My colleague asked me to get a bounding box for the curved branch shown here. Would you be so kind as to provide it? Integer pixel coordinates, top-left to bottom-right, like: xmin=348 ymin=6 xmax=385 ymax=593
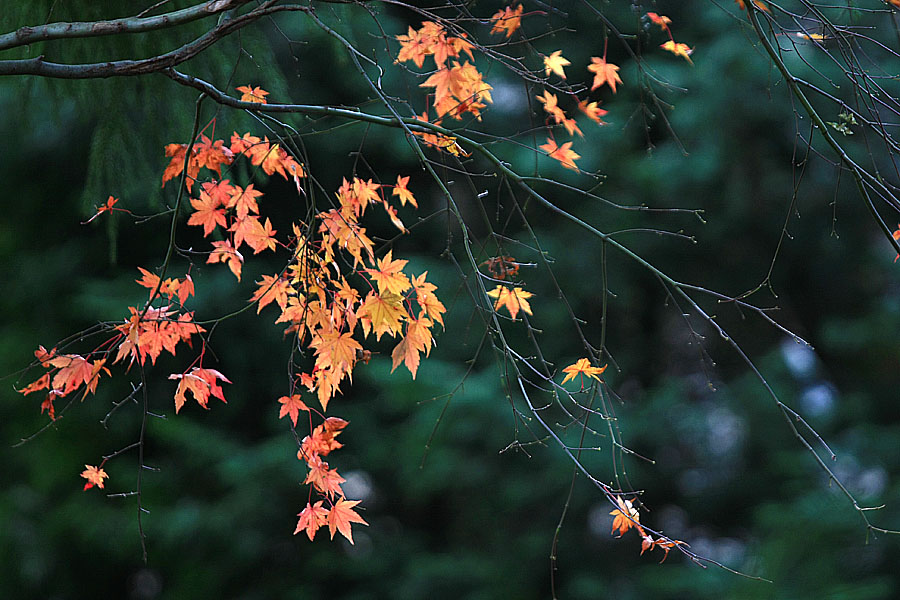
xmin=0 ymin=0 xmax=250 ymax=52
xmin=0 ymin=3 xmax=308 ymax=78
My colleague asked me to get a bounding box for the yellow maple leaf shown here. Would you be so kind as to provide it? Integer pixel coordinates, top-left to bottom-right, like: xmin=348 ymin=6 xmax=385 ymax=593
xmin=487 ymin=285 xmax=534 ymax=320
xmin=543 ymin=50 xmax=570 ymax=79
xmin=560 ymin=358 xmax=607 ymax=386
xmin=660 ymin=40 xmax=694 ymax=64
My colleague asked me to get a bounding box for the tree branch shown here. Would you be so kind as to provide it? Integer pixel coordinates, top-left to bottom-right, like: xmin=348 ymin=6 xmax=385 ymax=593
xmin=0 ymin=0 xmax=251 ymax=53
xmin=0 ymin=3 xmax=307 ymax=79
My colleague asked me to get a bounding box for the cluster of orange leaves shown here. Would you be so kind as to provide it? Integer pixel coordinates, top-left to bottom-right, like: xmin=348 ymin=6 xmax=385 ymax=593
xmin=170 ymin=94 xmax=445 ymax=541
xmin=18 ymin=83 xmax=446 ymax=545
xmin=610 ymin=496 xmax=687 ymax=563
xmin=396 ymin=21 xmax=491 ymax=156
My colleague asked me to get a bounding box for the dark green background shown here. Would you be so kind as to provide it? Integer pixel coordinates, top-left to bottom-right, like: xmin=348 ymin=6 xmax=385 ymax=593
xmin=2 ymin=2 xmax=899 ymax=598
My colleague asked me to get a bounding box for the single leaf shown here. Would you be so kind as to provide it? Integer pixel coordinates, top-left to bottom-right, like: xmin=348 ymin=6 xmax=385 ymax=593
xmin=487 ymin=285 xmax=534 ymax=320
xmin=543 ymin=50 xmax=570 ymax=79
xmin=647 ymin=12 xmax=672 ymax=29
xmin=295 ymin=500 xmax=329 ymax=540
xmin=328 ymin=498 xmax=368 ymax=544
xmin=539 ymin=138 xmax=581 ymax=171
xmin=278 ymin=394 xmax=310 ymax=427
xmin=560 ymin=358 xmax=607 ymax=386
xmin=365 ymin=250 xmax=411 ymax=296
xmin=609 ymin=496 xmax=640 ymax=537
xmin=660 ymin=40 xmax=694 ymax=64
xmin=490 ymin=4 xmax=524 ymax=38
xmin=588 ymin=57 xmax=622 ymax=93
xmin=250 ymin=275 xmax=293 ymax=314
xmin=578 ymin=100 xmax=608 ymax=125
xmin=81 ymin=464 xmax=108 ymax=491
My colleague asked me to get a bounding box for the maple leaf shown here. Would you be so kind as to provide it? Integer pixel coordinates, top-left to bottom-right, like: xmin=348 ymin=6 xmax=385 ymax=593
xmin=301 ymin=423 xmax=345 ymax=457
xmin=392 ymin=175 xmax=417 ymax=208
xmin=229 ymin=183 xmax=264 ymax=219
xmin=310 ymin=330 xmax=362 ymax=375
xmin=365 ymin=250 xmax=411 ymax=296
xmin=487 ymin=285 xmax=534 ymax=320
xmin=295 ymin=500 xmax=329 ymax=540
xmin=391 ymin=316 xmax=434 ymax=379
xmin=561 ymin=358 xmax=607 ymax=387
xmin=18 ymin=372 xmax=50 ymax=395
xmin=562 ymin=117 xmax=583 ymax=138
xmin=543 ymin=50 xmax=570 ymax=79
xmin=328 ymin=498 xmax=368 ymax=544
xmin=250 ymin=275 xmax=293 ymax=314
xmin=412 ymin=272 xmax=446 ymax=327
xmin=48 ymin=354 xmax=94 ymax=397
xmin=660 ymin=40 xmax=694 ymax=64
xmin=647 ymin=12 xmax=672 ymax=29
xmin=539 ymin=138 xmax=581 ymax=171
xmin=193 ymin=135 xmax=234 ymax=177
xmin=236 ymin=85 xmax=269 ymax=104
xmin=359 ymin=291 xmax=407 ymax=341
xmin=188 ymin=190 xmax=227 ymax=236
xmin=169 ymin=367 xmax=231 ymax=413
xmin=609 ymin=496 xmax=640 ymax=537
xmin=536 ymin=91 xmax=566 ymax=125
xmin=81 ymin=464 xmax=108 ymax=491
xmin=278 ymin=394 xmax=310 ymax=427
xmin=304 ymin=455 xmax=346 ymax=498
xmin=490 ymin=4 xmax=524 ymax=38
xmin=578 ymin=100 xmax=608 ymax=125
xmin=588 ymin=57 xmax=622 ymax=93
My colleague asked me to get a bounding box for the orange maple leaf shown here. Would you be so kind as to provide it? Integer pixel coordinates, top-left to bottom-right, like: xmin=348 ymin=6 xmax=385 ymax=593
xmin=328 ymin=498 xmax=368 ymax=544
xmin=392 ymin=175 xmax=417 ymax=208
xmin=578 ymin=100 xmax=608 ymax=125
xmin=188 ymin=190 xmax=227 ymax=236
xmin=490 ymin=4 xmax=524 ymax=38
xmin=543 ymin=50 xmax=570 ymax=79
xmin=588 ymin=56 xmax=622 ymax=93
xmin=487 ymin=285 xmax=534 ymax=320
xmin=610 ymin=496 xmax=640 ymax=537
xmin=391 ymin=316 xmax=434 ymax=379
xmin=412 ymin=271 xmax=446 ymax=327
xmin=278 ymin=394 xmax=310 ymax=427
xmin=660 ymin=40 xmax=694 ymax=64
xmin=310 ymin=330 xmax=362 ymax=375
xmin=295 ymin=500 xmax=329 ymax=540
xmin=208 ymin=240 xmax=244 ymax=281
xmin=81 ymin=464 xmax=108 ymax=491
xmin=236 ymin=85 xmax=269 ymax=104
xmin=366 ymin=250 xmax=411 ymax=296
xmin=560 ymin=358 xmax=607 ymax=387
xmin=304 ymin=455 xmax=346 ymax=498
xmin=537 ymin=91 xmax=566 ymax=125
xmin=250 ymin=274 xmax=293 ymax=314
xmin=169 ymin=367 xmax=231 ymax=413
xmin=647 ymin=12 xmax=672 ymax=29
xmin=539 ymin=138 xmax=581 ymax=171
xmin=18 ymin=372 xmax=50 ymax=396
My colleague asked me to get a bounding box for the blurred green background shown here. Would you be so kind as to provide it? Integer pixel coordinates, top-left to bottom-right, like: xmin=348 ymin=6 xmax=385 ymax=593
xmin=2 ymin=2 xmax=899 ymax=598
